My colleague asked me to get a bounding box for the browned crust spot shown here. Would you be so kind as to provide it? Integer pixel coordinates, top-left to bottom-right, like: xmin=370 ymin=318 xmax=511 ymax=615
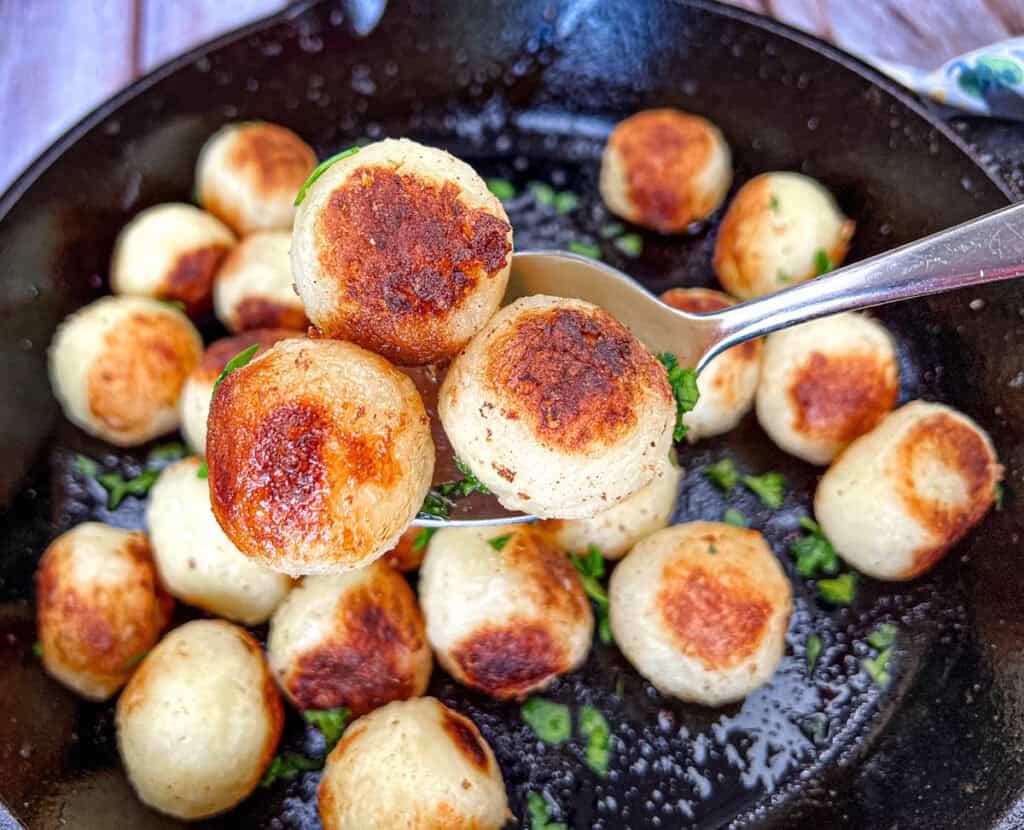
xmin=657 ymin=563 xmax=772 ymax=670
xmin=440 ymin=708 xmax=490 ymax=772
xmin=452 ymin=621 xmax=564 ymax=699
xmin=610 ymin=109 xmax=714 ymax=232
xmin=315 ymin=165 xmax=511 ymax=363
xmin=788 ymin=350 xmax=898 ymax=445
xmin=660 ymin=287 xmax=758 ymax=360
xmin=895 ymin=412 xmax=1000 ymax=577
xmin=506 ymin=527 xmax=590 ymax=619
xmin=233 ymin=297 xmax=308 ymax=333
xmin=227 ymin=123 xmax=316 ymax=198
xmin=288 ymin=574 xmax=427 ymax=715
xmin=162 ymin=244 xmax=230 ymax=315
xmin=713 ymin=176 xmax=771 ymax=295
xmin=196 ymin=328 xmax=301 ymax=385
xmin=87 ymin=311 xmax=200 ymax=435
xmin=493 ymin=463 xmax=516 ymax=482
xmin=487 ymin=307 xmax=670 ymax=451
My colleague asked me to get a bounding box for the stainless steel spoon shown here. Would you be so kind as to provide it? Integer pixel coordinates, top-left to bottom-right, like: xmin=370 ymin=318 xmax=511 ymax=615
xmin=415 ymin=199 xmax=1024 ymax=528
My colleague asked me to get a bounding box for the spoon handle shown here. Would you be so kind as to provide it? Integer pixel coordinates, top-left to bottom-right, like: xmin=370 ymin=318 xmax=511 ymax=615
xmin=700 ymin=200 xmax=1024 ymax=370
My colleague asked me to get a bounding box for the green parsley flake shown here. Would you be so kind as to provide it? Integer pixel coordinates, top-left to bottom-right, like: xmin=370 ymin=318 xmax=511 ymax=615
xmin=805 ymin=633 xmax=822 ymax=674
xmin=614 ymin=233 xmax=643 ymax=257
xmin=707 ymin=543 xmax=718 ymax=555
xmin=614 ymin=674 xmax=625 ymax=698
xmin=656 ymin=352 xmax=699 ymax=442
xmin=147 ymin=442 xmax=188 ymax=464
xmin=862 ymin=647 xmax=892 ymax=688
xmin=723 ymin=508 xmax=747 ymax=528
xmin=553 ymin=191 xmax=579 ymax=213
xmin=486 ymin=178 xmax=517 ymax=200
xmin=259 ymin=751 xmax=322 ymax=787
xmin=158 ymin=298 xmax=187 ymax=312
xmin=791 ymin=518 xmax=839 ymax=578
xmin=303 ymin=706 xmax=351 ymax=752
xmin=124 ymin=651 xmax=149 ymax=670
xmin=769 ymin=194 xmax=780 ymax=212
xmin=570 ymin=547 xmax=612 ymax=644
xmin=294 ymin=147 xmax=359 ymax=206
xmin=867 ymin=623 xmax=897 ymax=650
xmin=522 ymin=697 xmax=571 ymax=745
xmin=488 ymin=533 xmax=514 ymax=551
xmin=777 ymin=270 xmax=791 ymax=284
xmin=814 ymin=248 xmax=834 ymax=276
xmin=32 ymin=641 xmax=43 ymax=658
xmin=579 ymin=704 xmax=612 ymax=776
xmin=528 ymin=181 xmax=557 ymax=205
xmin=412 ymin=527 xmax=437 ymax=554
xmin=818 ymin=572 xmax=856 ymax=605
xmin=211 ymin=344 xmax=260 ymax=399
xmin=599 ymin=221 xmax=625 ymax=239
xmin=995 ymin=482 xmax=1005 ymax=511
xmin=703 ymin=459 xmax=738 ymax=491
xmin=419 ymin=458 xmax=491 ymax=518
xmin=566 ymin=240 xmax=602 ymax=260
xmin=74 ymin=454 xmax=100 ymax=477
xmin=97 ymin=469 xmax=160 ymax=510
xmin=196 ymin=460 xmax=208 ymax=479
xmin=742 ymin=472 xmax=785 ymax=508
xmin=526 ymin=791 xmax=567 ymax=830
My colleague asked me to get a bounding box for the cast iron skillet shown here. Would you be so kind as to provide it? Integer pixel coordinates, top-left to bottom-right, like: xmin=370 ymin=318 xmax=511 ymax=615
xmin=2 ymin=1 xmax=1024 ymax=827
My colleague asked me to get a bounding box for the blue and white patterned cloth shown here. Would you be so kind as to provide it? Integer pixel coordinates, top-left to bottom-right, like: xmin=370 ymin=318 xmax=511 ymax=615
xmin=872 ymin=38 xmax=1024 ymax=120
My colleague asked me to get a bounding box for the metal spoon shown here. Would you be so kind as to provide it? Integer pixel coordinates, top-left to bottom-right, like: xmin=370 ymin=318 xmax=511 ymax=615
xmin=415 ymin=199 xmax=1024 ymax=528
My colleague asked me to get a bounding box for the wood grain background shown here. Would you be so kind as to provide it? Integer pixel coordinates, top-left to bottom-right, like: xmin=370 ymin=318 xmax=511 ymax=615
xmin=1 ymin=0 xmax=1022 ymax=192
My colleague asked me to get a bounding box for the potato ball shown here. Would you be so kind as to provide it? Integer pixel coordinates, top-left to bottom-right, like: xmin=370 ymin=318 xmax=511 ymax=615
xmin=439 ymin=295 xmax=676 ymax=519
xmin=291 ymin=138 xmax=513 ymax=365
xmin=419 ymin=525 xmax=592 ymax=699
xmin=318 ymin=697 xmax=510 ymax=830
xmin=178 ymin=327 xmax=300 ymax=454
xmin=714 ymin=171 xmax=855 ymax=300
xmin=116 ymin=619 xmax=283 ymax=820
xmin=213 ymin=231 xmax=308 ymax=333
xmin=599 ymin=108 xmax=732 ymax=233
xmin=35 ymin=523 xmax=174 ymax=701
xmin=196 ymin=121 xmax=317 ymax=235
xmin=609 ymin=522 xmax=792 ymax=706
xmin=661 ymin=287 xmax=762 ymax=441
xmin=48 ymin=295 xmax=203 ymax=447
xmin=207 ymin=337 xmax=434 ymax=575
xmin=267 ymin=561 xmax=431 ymax=715
xmin=815 ymin=401 xmax=1001 ymax=580
xmin=538 ymin=453 xmax=682 ymax=560
xmin=110 ymin=203 xmax=235 ymax=315
xmin=146 ymin=457 xmax=293 ymax=624
xmin=756 ymin=312 xmax=898 ymax=465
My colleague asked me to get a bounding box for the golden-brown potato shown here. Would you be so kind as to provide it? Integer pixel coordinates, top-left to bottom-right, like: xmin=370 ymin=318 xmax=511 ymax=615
xmin=419 ymin=525 xmax=593 ymax=699
xmin=35 ymin=523 xmax=173 ymax=701
xmin=291 ymin=138 xmax=513 ymax=365
xmin=439 ymin=295 xmax=676 ymax=519
xmin=267 ymin=561 xmax=431 ymax=715
xmin=207 ymin=338 xmax=434 ymax=575
xmin=178 ymin=327 xmax=301 ymax=454
xmin=661 ymin=287 xmax=762 ymax=441
xmin=599 ymin=108 xmax=732 ymax=233
xmin=609 ymin=522 xmax=792 ymax=706
xmin=116 ymin=620 xmax=283 ymax=820
xmin=110 ymin=203 xmax=235 ymax=315
xmin=318 ymin=697 xmax=510 ymax=830
xmin=48 ymin=296 xmax=203 ymax=447
xmin=815 ymin=400 xmax=1001 ymax=580
xmin=213 ymin=231 xmax=308 ymax=333
xmin=196 ymin=122 xmax=317 ymax=235
xmin=756 ymin=312 xmax=899 ymax=465
xmin=714 ymin=172 xmax=855 ymax=300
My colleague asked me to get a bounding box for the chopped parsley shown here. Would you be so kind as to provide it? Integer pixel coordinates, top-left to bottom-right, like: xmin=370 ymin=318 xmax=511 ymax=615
xmin=723 ymin=508 xmax=747 ymax=528
xmin=656 ymin=352 xmax=700 ymax=443
xmin=522 ymin=697 xmax=572 ymax=745
xmin=863 ymin=647 xmax=892 ymax=688
xmin=599 ymin=221 xmax=625 ymax=239
xmin=196 ymin=460 xmax=208 ymax=479
xmin=486 ymin=178 xmax=517 ymax=200
xmin=867 ymin=623 xmax=897 ymax=650
xmin=527 ymin=791 xmax=567 ymax=830
xmin=73 ymin=454 xmax=100 ymax=477
xmin=818 ymin=572 xmax=856 ymax=605
xmin=527 ymin=181 xmax=557 ymax=205
xmin=769 ymin=194 xmax=780 ymax=212
xmin=553 ymin=191 xmax=579 ymax=214
xmin=125 ymin=651 xmax=149 ymax=670
xmin=742 ymin=472 xmax=785 ymax=508
xmin=614 ymin=674 xmax=625 ymax=698
xmin=303 ymin=706 xmax=351 ymax=753
xmin=97 ymin=469 xmax=160 ymax=510
xmin=777 ymin=270 xmax=791 ymax=284
xmin=418 ymin=457 xmax=492 ymax=518
xmin=259 ymin=751 xmax=322 ymax=787
xmin=211 ymin=344 xmax=260 ymax=398
xmin=614 ymin=233 xmax=643 ymax=257
xmin=703 ymin=459 xmax=738 ymax=491
xmin=570 ymin=547 xmax=612 ymax=644
xmin=488 ymin=533 xmax=514 ymax=551
xmin=814 ymin=248 xmax=834 ymax=276
xmin=294 ymin=146 xmax=359 ymax=206
xmin=412 ymin=527 xmax=437 ymax=554
xmin=579 ymin=705 xmax=612 ymax=776
xmin=707 ymin=543 xmax=718 ymax=555
xmin=995 ymin=482 xmax=1005 ymax=511
xmin=791 ymin=517 xmax=839 ymax=578
xmin=805 ymin=633 xmax=822 ymax=674
xmin=32 ymin=641 xmax=43 ymax=658
xmin=566 ymin=240 xmax=602 ymax=260
xmin=147 ymin=442 xmax=188 ymax=464
xmin=158 ymin=298 xmax=187 ymax=312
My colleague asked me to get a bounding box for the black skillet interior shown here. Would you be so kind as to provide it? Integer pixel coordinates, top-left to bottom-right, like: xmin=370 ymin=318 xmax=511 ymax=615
xmin=3 ymin=1 xmax=1024 ymax=828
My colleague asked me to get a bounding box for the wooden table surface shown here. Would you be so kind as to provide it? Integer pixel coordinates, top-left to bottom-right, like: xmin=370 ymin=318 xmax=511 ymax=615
xmin=2 ymin=0 xmax=1023 ymax=193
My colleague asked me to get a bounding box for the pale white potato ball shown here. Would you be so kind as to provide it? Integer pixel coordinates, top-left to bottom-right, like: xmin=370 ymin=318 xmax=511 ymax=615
xmin=609 ymin=522 xmax=792 ymax=706
xmin=291 ymin=138 xmax=513 ymax=365
xmin=600 ymin=108 xmax=732 ymax=233
xmin=267 ymin=560 xmax=431 ymax=715
xmin=207 ymin=338 xmax=434 ymax=575
xmin=661 ymin=287 xmax=762 ymax=441
xmin=756 ymin=312 xmax=899 ymax=465
xmin=178 ymin=327 xmax=300 ymax=454
xmin=213 ymin=231 xmax=308 ymax=333
xmin=48 ymin=295 xmax=203 ymax=447
xmin=35 ymin=523 xmax=173 ymax=701
xmin=110 ymin=203 xmax=234 ymax=315
xmin=419 ymin=525 xmax=592 ymax=699
xmin=318 ymin=697 xmax=510 ymax=830
xmin=196 ymin=121 xmax=316 ymax=235
xmin=146 ymin=457 xmax=292 ymax=624
xmin=538 ymin=453 xmax=682 ymax=560
xmin=815 ymin=400 xmax=1001 ymax=580
xmin=116 ymin=620 xmax=283 ymax=820
xmin=439 ymin=295 xmax=676 ymax=519
xmin=714 ymin=172 xmax=855 ymax=300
